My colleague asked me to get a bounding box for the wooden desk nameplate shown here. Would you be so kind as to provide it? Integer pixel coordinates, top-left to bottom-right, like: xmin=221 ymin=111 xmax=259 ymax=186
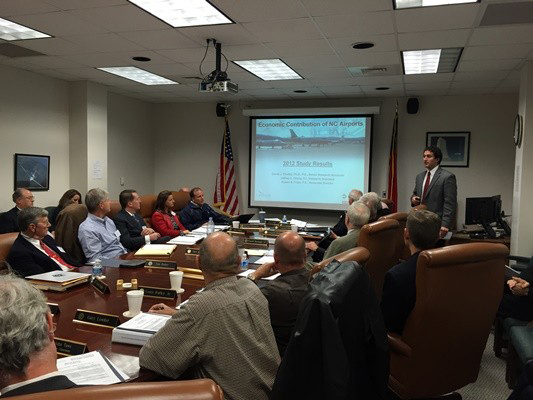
xmin=55 ymin=337 xmax=88 ymax=356
xmin=228 ymin=228 xmax=246 ymax=236
xmin=263 ymin=229 xmax=288 ymax=237
xmin=91 ymin=277 xmax=110 ymax=295
xmin=179 ymin=267 xmax=204 ymax=281
xmin=144 ymin=260 xmax=177 ymax=269
xmin=47 ymin=303 xmax=60 ymax=315
xmin=240 ymin=223 xmax=265 ymax=231
xmin=265 ymin=220 xmax=279 ymax=228
xmin=278 ymin=223 xmax=292 ymax=230
xmin=243 ymin=238 xmax=269 ymax=249
xmin=73 ymin=309 xmax=120 ymax=329
xmin=185 ymin=248 xmax=200 ymax=256
xmin=138 ymin=286 xmax=177 ymax=300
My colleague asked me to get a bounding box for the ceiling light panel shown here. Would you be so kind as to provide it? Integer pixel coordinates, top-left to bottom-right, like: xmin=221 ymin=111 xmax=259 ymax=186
xmin=402 ymin=48 xmax=462 ymax=74
xmin=97 ymin=66 xmax=178 ymax=85
xmin=233 ymin=59 xmax=302 ymax=81
xmin=0 ymin=17 xmax=51 ymax=41
xmin=128 ymin=0 xmax=233 ymax=28
xmin=394 ymin=0 xmax=478 ymax=9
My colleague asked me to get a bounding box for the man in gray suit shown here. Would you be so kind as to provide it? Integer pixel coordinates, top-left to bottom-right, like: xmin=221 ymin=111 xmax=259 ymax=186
xmin=411 ymin=145 xmax=457 ymax=237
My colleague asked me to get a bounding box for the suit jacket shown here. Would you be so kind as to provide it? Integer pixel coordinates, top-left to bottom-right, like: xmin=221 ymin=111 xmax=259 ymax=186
xmin=412 ymin=167 xmax=457 ymax=229
xmin=0 ymin=207 xmax=20 ymax=234
xmin=311 ymin=212 xmax=348 ymax=262
xmin=7 ymin=234 xmax=82 ymax=277
xmin=151 ymin=211 xmax=187 ymax=237
xmin=113 ymin=209 xmax=148 ymax=251
xmin=2 ymin=375 xmax=77 ymax=397
xmin=380 ymin=252 xmax=420 ymax=335
xmin=323 ymin=227 xmax=361 ymax=260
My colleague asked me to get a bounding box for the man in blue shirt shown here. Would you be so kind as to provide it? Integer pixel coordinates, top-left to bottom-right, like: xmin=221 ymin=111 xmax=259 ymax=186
xmin=78 ymin=188 xmax=127 ymax=262
xmin=179 ymin=187 xmax=229 ymax=231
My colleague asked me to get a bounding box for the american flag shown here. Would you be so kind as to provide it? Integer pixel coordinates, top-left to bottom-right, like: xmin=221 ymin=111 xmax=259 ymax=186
xmin=387 ymin=101 xmax=398 ymax=212
xmin=214 ymin=116 xmax=239 ymax=215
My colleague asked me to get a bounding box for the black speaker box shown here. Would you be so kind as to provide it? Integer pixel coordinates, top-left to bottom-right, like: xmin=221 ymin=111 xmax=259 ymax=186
xmin=216 ymin=103 xmax=226 ymax=117
xmin=407 ymin=98 xmax=419 ymax=114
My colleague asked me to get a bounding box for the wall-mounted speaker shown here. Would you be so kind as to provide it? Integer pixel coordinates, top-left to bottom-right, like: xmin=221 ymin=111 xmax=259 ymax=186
xmin=407 ymin=97 xmax=419 ymax=114
xmin=216 ymin=103 xmax=226 ymax=117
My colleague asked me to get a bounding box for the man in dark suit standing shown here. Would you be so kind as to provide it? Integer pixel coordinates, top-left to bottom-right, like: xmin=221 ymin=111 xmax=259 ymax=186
xmin=0 ymin=188 xmax=34 ymax=234
xmin=411 ymin=145 xmax=457 ymax=238
xmin=0 ymin=274 xmax=77 ymax=397
xmin=380 ymin=210 xmax=441 ymax=334
xmin=7 ymin=207 xmax=82 ymax=277
xmin=113 ymin=189 xmax=167 ymax=251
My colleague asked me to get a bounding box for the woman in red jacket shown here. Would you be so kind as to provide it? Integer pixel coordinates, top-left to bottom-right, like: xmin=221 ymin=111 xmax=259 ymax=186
xmin=151 ymin=191 xmax=190 ymax=237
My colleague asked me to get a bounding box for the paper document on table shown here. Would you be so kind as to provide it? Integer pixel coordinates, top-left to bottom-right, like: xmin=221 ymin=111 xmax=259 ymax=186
xmin=238 ymin=269 xmax=255 ymax=278
xmin=168 ymin=235 xmax=201 ymax=245
xmin=290 ymin=219 xmax=307 ymax=228
xmin=237 ymin=269 xmax=280 ymax=281
xmin=256 ymin=255 xmax=275 ymax=264
xmin=244 ymin=249 xmax=267 ymax=257
xmin=265 ymin=217 xmax=281 ymax=222
xmin=57 ymin=351 xmax=128 ymax=385
xmin=135 ymin=244 xmax=176 ymax=256
xmin=262 ymin=273 xmax=281 ymax=281
xmin=117 ymin=312 xmax=171 ymax=334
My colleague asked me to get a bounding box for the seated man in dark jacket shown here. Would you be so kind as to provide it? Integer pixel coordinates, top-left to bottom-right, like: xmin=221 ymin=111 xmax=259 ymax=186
xmin=498 ymin=256 xmax=533 ymax=322
xmin=7 ymin=207 xmax=82 ymax=277
xmin=113 ymin=189 xmax=168 ymax=251
xmin=380 ymin=209 xmax=441 ymax=334
xmin=179 ymin=187 xmax=229 ymax=231
xmin=0 ymin=188 xmax=34 ymax=234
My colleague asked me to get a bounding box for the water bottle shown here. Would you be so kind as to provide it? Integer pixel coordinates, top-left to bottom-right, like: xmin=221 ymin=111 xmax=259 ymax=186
xmin=282 ymin=214 xmax=287 ymax=223
xmin=241 ymin=258 xmax=248 ymax=270
xmin=207 ymin=217 xmax=215 ymax=235
xmin=92 ymin=259 xmax=103 ymax=277
xmin=259 ymin=209 xmax=266 ymax=223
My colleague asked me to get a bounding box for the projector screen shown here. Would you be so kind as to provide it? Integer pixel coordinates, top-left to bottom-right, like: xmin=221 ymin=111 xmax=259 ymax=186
xmin=249 ymin=114 xmax=373 ymax=211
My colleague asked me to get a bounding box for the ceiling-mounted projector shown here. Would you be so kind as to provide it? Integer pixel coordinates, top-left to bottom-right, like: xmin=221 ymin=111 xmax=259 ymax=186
xmin=199 ymin=40 xmax=238 ymax=94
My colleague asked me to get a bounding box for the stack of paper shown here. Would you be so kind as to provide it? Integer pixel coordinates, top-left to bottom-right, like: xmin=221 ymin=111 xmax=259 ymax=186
xmin=134 ymin=244 xmax=176 ymax=256
xmin=290 ymin=219 xmax=307 ymax=228
xmin=26 ymin=271 xmax=91 ymax=292
xmin=57 ymin=351 xmax=128 ymax=385
xmin=112 ymin=312 xmax=171 ymax=346
xmin=167 ymin=235 xmax=202 ymax=245
xmin=237 ymin=269 xmax=281 ymax=281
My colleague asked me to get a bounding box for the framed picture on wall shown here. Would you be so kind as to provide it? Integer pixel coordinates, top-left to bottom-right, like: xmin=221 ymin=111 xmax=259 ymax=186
xmin=426 ymin=131 xmax=470 ymax=168
xmin=14 ymin=153 xmax=50 ymax=191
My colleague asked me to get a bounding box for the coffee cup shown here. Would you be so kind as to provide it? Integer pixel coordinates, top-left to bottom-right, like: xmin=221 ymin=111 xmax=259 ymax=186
xmin=169 ymin=270 xmax=184 ymax=291
xmin=126 ymin=290 xmax=144 ymax=316
xmin=232 ymin=221 xmax=240 ymax=229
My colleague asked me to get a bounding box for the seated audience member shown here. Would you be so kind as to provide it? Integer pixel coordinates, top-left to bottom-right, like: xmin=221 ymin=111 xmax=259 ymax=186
xmin=49 ymin=189 xmax=81 ymax=231
xmin=380 ymin=209 xmax=441 ymax=335
xmin=151 ymin=191 xmax=189 ymax=238
xmin=358 ymin=192 xmax=387 ymax=222
xmin=306 ymin=188 xmax=362 ymax=262
xmin=0 ymin=188 xmax=34 ymax=234
xmin=322 ymin=202 xmax=370 ymax=260
xmin=7 ymin=207 xmax=81 ymax=277
xmin=140 ymin=232 xmax=280 ymax=400
xmin=179 ymin=187 xmax=230 ymax=231
xmin=250 ymin=232 xmax=310 ymax=357
xmin=498 ymin=256 xmax=533 ymax=322
xmin=78 ymin=188 xmax=127 ymax=262
xmin=114 ymin=190 xmax=167 ymax=251
xmin=0 ymin=274 xmax=77 ymax=397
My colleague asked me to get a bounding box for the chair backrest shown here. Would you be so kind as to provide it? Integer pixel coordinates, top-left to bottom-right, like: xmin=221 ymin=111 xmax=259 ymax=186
xmin=139 ymin=195 xmax=157 ymax=226
xmin=172 ymin=190 xmax=190 ymax=212
xmin=357 ymin=218 xmax=401 ymax=299
xmin=310 ymin=246 xmax=370 ymax=279
xmin=108 ymin=201 xmax=121 ymax=220
xmin=389 ymin=243 xmax=508 ymax=398
xmin=379 ymin=212 xmax=409 ymax=262
xmin=0 ymin=232 xmax=18 ymax=262
xmin=412 ymin=204 xmax=427 ymax=211
xmin=54 ymin=204 xmax=88 ymax=264
xmin=13 ymin=379 xmax=223 ymax=400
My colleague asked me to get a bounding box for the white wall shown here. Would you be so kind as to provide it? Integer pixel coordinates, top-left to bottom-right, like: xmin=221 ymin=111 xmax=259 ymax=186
xmin=107 ymin=92 xmax=156 ymax=199
xmin=0 ymin=64 xmax=70 ymax=210
xmin=154 ymin=94 xmax=517 ymax=226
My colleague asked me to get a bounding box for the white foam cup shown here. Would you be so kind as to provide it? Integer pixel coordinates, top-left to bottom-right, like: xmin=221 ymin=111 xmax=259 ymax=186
xmin=169 ymin=270 xmax=184 ymax=291
xmin=126 ymin=290 xmax=144 ymax=316
xmin=232 ymin=221 xmax=240 ymax=229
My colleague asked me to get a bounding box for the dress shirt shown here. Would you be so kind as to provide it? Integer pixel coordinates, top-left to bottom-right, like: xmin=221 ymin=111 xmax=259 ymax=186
xmin=21 ymin=233 xmax=69 ymax=271
xmin=423 ymin=165 xmax=439 ymax=187
xmin=1 ymin=372 xmax=63 ymax=396
xmin=126 ymin=210 xmax=150 ymax=245
xmin=140 ymin=276 xmax=280 ymax=400
xmin=78 ymin=214 xmax=127 ymax=262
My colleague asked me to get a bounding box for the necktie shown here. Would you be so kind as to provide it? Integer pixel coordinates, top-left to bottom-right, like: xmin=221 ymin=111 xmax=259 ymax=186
xmin=40 ymin=240 xmax=75 ymax=270
xmin=422 ymin=171 xmax=431 ymax=202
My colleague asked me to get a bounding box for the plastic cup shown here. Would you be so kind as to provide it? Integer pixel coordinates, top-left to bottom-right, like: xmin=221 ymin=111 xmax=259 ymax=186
xmin=169 ymin=270 xmax=184 ymax=291
xmin=291 ymin=224 xmax=298 ymax=233
xmin=126 ymin=290 xmax=144 ymax=316
xmin=232 ymin=221 xmax=240 ymax=229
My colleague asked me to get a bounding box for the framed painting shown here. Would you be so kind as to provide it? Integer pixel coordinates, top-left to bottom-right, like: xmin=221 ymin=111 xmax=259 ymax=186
xmin=14 ymin=153 xmax=50 ymax=191
xmin=426 ymin=131 xmax=470 ymax=167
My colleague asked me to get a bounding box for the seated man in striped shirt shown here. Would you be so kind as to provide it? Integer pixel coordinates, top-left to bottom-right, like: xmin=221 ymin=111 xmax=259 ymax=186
xmin=7 ymin=207 xmax=82 ymax=277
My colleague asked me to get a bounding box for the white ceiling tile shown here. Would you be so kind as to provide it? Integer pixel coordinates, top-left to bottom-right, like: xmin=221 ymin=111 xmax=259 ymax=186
xmin=33 ymin=68 xmax=78 ymax=80
xmin=361 ymin=83 xmax=404 ymax=91
xmin=300 ymin=0 xmax=392 ymax=16
xmin=235 ymin=81 xmax=274 ymax=90
xmin=329 ymin=35 xmax=398 ymax=53
xmin=242 ymin=18 xmax=321 ymax=42
xmin=212 ymin=0 xmax=308 ymax=22
xmin=450 ymin=80 xmax=500 ymax=89
xmin=181 ymin=23 xmax=262 ymax=46
xmin=406 ymin=89 xmax=449 ymax=96
xmin=278 ymin=87 xmax=323 ymax=95
xmin=266 ymin=39 xmax=334 ymax=57
xmin=351 ymin=75 xmax=404 ymax=85
xmin=315 ymin=11 xmax=394 ymax=38
xmin=307 ymin=76 xmax=357 ymax=86
xmin=157 ymin=47 xmax=214 ymax=64
xmin=395 ymin=4 xmax=479 ymax=32
xmin=299 ymin=68 xmax=352 ymax=80
xmin=339 ymin=51 xmax=401 ymax=66
xmin=269 ymin=80 xmax=316 ymax=89
xmin=141 ymin=63 xmax=198 ymax=77
xmin=457 ymin=59 xmax=521 ymax=72
xmin=0 ymin=1 xmax=60 ymax=16
xmin=11 ymin=11 xmax=109 ymax=36
xmin=405 ymin=82 xmax=451 ymax=91
xmin=454 ymin=70 xmax=511 ymax=81
xmin=462 ymin=44 xmax=533 ymax=60
xmin=45 ymin=0 xmax=127 ymax=10
xmin=470 ymin=26 xmax=533 ymax=46
xmin=398 ymin=29 xmax=470 ymax=50
xmin=319 ymin=85 xmax=364 ymax=94
xmin=448 ymin=87 xmax=494 ymax=95
xmin=403 ymin=73 xmax=454 ymax=83
xmin=118 ymin=29 xmax=201 ymax=50
xmin=281 ymin=54 xmax=344 ymax=69
xmin=220 ymin=44 xmax=278 ymax=59
xmin=15 ymin=55 xmax=85 ymax=69
xmin=14 ymin=37 xmax=90 ymax=56
xmin=63 ymin=33 xmax=145 ymax=52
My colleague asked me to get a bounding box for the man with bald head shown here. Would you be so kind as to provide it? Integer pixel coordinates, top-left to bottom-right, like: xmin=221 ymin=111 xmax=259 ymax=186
xmin=250 ymin=232 xmax=310 ymax=356
xmin=140 ymin=232 xmax=280 ymax=400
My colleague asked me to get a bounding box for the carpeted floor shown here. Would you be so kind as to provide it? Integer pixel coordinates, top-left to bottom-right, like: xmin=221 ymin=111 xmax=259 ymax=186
xmin=457 ymin=332 xmax=512 ymax=399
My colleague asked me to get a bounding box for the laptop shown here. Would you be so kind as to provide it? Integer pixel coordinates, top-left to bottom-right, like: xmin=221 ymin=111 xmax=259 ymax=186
xmin=230 ymin=213 xmax=255 ymax=223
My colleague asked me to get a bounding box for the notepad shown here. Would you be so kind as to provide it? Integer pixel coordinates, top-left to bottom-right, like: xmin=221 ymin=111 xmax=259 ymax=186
xmin=134 ymin=244 xmax=177 ymax=256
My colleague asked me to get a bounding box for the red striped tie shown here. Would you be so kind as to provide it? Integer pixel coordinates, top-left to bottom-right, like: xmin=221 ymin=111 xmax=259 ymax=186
xmin=422 ymin=171 xmax=431 ymax=202
xmin=40 ymin=241 xmax=75 ymax=270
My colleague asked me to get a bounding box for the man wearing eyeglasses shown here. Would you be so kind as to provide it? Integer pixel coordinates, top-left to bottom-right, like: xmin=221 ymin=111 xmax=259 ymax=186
xmin=0 ymin=188 xmax=35 ymax=234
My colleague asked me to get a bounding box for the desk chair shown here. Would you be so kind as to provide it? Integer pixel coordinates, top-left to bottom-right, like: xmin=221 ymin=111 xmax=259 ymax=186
xmin=379 ymin=212 xmax=409 ymax=262
xmin=388 ymin=243 xmax=508 ymax=399
xmin=12 ymin=379 xmax=223 ymax=400
xmin=108 ymin=200 xmax=121 ymax=220
xmin=0 ymin=232 xmax=18 ymax=264
xmin=140 ymin=195 xmax=157 ymax=227
xmin=172 ymin=189 xmax=190 ymax=212
xmin=310 ymin=246 xmax=370 ymax=279
xmin=357 ymin=218 xmax=401 ymax=299
xmin=54 ymin=204 xmax=88 ymax=264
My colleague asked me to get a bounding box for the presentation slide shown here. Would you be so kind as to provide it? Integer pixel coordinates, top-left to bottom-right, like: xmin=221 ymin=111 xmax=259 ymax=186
xmin=249 ymin=114 xmax=372 ymax=211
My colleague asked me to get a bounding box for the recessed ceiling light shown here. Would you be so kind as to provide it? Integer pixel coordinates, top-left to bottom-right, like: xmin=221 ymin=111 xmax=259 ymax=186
xmin=233 ymin=59 xmax=302 ymax=81
xmin=394 ymin=0 xmax=479 ymax=10
xmin=97 ymin=66 xmax=178 ymax=85
xmin=132 ymin=56 xmax=151 ymax=62
xmin=0 ymin=17 xmax=51 ymax=41
xmin=375 ymin=87 xmax=390 ymax=91
xmin=402 ymin=48 xmax=462 ymax=74
xmin=294 ymin=90 xmax=308 ymax=93
xmin=352 ymin=42 xmax=375 ymax=50
xmin=128 ymin=0 xmax=233 ymax=28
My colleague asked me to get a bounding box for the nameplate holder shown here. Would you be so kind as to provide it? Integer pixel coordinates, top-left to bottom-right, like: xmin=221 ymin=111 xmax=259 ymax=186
xmin=241 ymin=223 xmax=265 ymax=230
xmin=144 ymin=260 xmax=177 ymax=269
xmin=47 ymin=303 xmax=60 ymax=315
xmin=139 ymin=286 xmax=177 ymax=300
xmin=243 ymin=238 xmax=269 ymax=249
xmin=264 ymin=229 xmax=282 ymax=237
xmin=228 ymin=228 xmax=246 ymax=236
xmin=91 ymin=277 xmax=110 ymax=295
xmin=265 ymin=220 xmax=279 ymax=227
xmin=278 ymin=223 xmax=292 ymax=230
xmin=55 ymin=337 xmax=88 ymax=356
xmin=179 ymin=267 xmax=205 ymax=281
xmin=185 ymin=248 xmax=200 ymax=256
xmin=73 ymin=309 xmax=120 ymax=328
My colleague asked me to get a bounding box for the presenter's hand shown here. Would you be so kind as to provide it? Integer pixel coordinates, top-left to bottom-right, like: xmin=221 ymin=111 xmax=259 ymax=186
xmin=142 ymin=228 xmax=155 ymax=235
xmin=148 ymin=303 xmax=177 ymax=315
xmin=149 ymin=232 xmax=161 ymax=241
xmin=508 ymin=277 xmax=530 ymax=296
xmin=306 ymin=242 xmax=318 ymax=252
xmin=411 ymin=196 xmax=421 ymax=206
xmin=439 ymin=226 xmax=449 ymax=238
